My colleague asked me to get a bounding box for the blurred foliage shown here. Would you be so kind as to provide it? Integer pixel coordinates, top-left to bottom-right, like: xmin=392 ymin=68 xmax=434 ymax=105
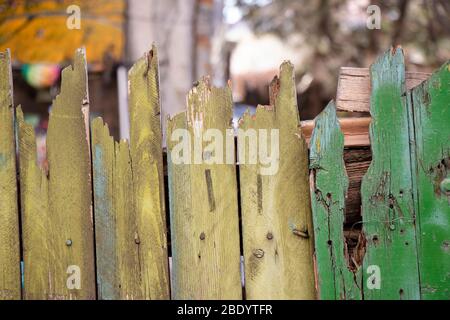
xmin=233 ymin=0 xmax=449 ymax=113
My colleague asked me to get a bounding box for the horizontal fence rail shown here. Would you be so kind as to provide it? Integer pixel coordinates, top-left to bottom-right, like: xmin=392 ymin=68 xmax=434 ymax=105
xmin=0 ymin=46 xmax=448 ymax=300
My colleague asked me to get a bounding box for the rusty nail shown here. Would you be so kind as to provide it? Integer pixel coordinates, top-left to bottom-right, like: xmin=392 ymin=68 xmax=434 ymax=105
xmin=266 ymin=232 xmax=273 ymax=240
xmin=253 ymin=249 xmax=264 ymax=258
xmin=200 ymin=232 xmax=206 ymax=240
xmin=293 ymin=229 xmax=309 ymax=239
xmin=134 ymin=233 xmax=140 ymax=244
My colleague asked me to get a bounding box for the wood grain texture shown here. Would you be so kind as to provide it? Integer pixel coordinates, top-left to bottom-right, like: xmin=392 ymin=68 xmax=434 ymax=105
xmin=167 ymin=78 xmax=242 ymax=300
xmin=337 ymin=67 xmax=430 ymax=113
xmin=93 ymin=46 xmax=169 ymax=299
xmin=238 ymin=62 xmax=315 ymax=299
xmin=310 ymin=102 xmax=363 ymax=300
xmin=361 ymin=48 xmax=420 ymax=300
xmin=128 ymin=46 xmax=169 ymax=299
xmin=18 ymin=49 xmax=96 ymax=299
xmin=408 ymin=61 xmax=450 ymax=299
xmin=0 ymin=49 xmax=21 ymax=300
xmin=302 ymin=117 xmax=370 ymax=147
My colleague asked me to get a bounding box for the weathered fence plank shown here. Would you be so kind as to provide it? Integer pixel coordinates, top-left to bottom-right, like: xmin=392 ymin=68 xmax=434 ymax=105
xmin=310 ymin=102 xmax=362 ymax=300
xmin=0 ymin=49 xmax=21 ymax=300
xmin=167 ymin=78 xmax=242 ymax=299
xmin=408 ymin=61 xmax=450 ymax=299
xmin=92 ymin=46 xmax=169 ymax=300
xmin=92 ymin=119 xmax=118 ymax=299
xmin=238 ymin=62 xmax=315 ymax=299
xmin=18 ymin=49 xmax=96 ymax=299
xmin=361 ymin=47 xmax=420 ymax=299
xmin=128 ymin=46 xmax=170 ymax=299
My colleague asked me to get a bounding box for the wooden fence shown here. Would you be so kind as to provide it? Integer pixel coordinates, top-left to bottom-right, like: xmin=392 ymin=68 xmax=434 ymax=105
xmin=0 ymin=46 xmax=448 ymax=300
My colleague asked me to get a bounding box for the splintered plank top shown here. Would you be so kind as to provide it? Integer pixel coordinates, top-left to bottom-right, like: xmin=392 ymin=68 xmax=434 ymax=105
xmin=92 ymin=46 xmax=169 ymax=300
xmin=310 ymin=102 xmax=363 ymax=300
xmin=0 ymin=49 xmax=21 ymax=300
xmin=128 ymin=46 xmax=169 ymax=299
xmin=19 ymin=49 xmax=96 ymax=299
xmin=167 ymin=78 xmax=242 ymax=300
xmin=238 ymin=62 xmax=316 ymax=299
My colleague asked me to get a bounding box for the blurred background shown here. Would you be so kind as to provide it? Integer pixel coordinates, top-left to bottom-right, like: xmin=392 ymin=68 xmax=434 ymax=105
xmin=1 ymin=0 xmax=449 ymax=163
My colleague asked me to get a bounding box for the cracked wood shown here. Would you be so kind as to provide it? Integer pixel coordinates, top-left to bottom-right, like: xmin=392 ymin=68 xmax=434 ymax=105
xmin=92 ymin=46 xmax=170 ymax=299
xmin=238 ymin=62 xmax=316 ymax=299
xmin=0 ymin=49 xmax=21 ymax=300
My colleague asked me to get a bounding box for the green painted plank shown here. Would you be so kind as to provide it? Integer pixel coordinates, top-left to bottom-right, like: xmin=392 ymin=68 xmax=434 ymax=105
xmin=310 ymin=101 xmax=363 ymax=300
xmin=0 ymin=49 xmax=21 ymax=300
xmin=238 ymin=62 xmax=316 ymax=299
xmin=361 ymin=47 xmax=420 ymax=300
xmin=167 ymin=78 xmax=242 ymax=299
xmin=92 ymin=46 xmax=169 ymax=299
xmin=19 ymin=49 xmax=96 ymax=299
xmin=408 ymin=61 xmax=450 ymax=299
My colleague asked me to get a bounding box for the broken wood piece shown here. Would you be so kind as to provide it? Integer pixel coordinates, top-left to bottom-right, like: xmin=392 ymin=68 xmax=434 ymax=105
xmin=361 ymin=47 xmax=420 ymax=299
xmin=301 ymin=117 xmax=370 ymax=147
xmin=93 ymin=45 xmax=170 ymax=300
xmin=408 ymin=61 xmax=450 ymax=300
xmin=18 ymin=49 xmax=96 ymax=299
xmin=238 ymin=62 xmax=316 ymax=299
xmin=337 ymin=67 xmax=430 ymax=112
xmin=167 ymin=77 xmax=242 ymax=299
xmin=310 ymin=101 xmax=363 ymax=300
xmin=0 ymin=49 xmax=21 ymax=300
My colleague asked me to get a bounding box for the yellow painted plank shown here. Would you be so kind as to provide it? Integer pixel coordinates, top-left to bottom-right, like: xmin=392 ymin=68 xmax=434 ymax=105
xmin=0 ymin=49 xmax=21 ymax=300
xmin=167 ymin=79 xmax=242 ymax=299
xmin=128 ymin=46 xmax=170 ymax=299
xmin=92 ymin=46 xmax=169 ymax=299
xmin=18 ymin=49 xmax=96 ymax=299
xmin=17 ymin=106 xmax=50 ymax=300
xmin=238 ymin=62 xmax=316 ymax=299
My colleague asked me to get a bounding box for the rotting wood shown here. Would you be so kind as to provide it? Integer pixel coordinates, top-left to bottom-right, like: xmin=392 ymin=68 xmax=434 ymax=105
xmin=167 ymin=78 xmax=242 ymax=299
xmin=18 ymin=49 xmax=96 ymax=299
xmin=238 ymin=62 xmax=316 ymax=299
xmin=343 ymin=148 xmax=371 ymax=226
xmin=337 ymin=67 xmax=430 ymax=113
xmin=310 ymin=101 xmax=363 ymax=300
xmin=0 ymin=49 xmax=21 ymax=300
xmin=93 ymin=45 xmax=170 ymax=299
xmin=408 ymin=61 xmax=450 ymax=299
xmin=361 ymin=47 xmax=420 ymax=300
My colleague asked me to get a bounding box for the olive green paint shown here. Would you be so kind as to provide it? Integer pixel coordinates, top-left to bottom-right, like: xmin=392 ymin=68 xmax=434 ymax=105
xmin=18 ymin=49 xmax=96 ymax=299
xmin=167 ymin=78 xmax=242 ymax=299
xmin=238 ymin=62 xmax=316 ymax=299
xmin=0 ymin=49 xmax=21 ymax=300
xmin=92 ymin=46 xmax=169 ymax=299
